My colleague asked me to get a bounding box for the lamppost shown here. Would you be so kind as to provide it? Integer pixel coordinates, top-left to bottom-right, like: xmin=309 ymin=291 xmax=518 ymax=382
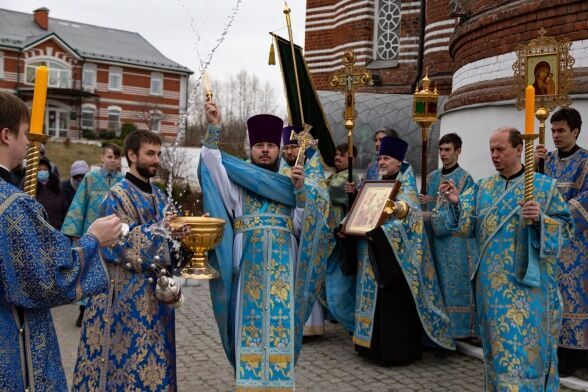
xmin=412 ymin=70 xmax=439 ymax=195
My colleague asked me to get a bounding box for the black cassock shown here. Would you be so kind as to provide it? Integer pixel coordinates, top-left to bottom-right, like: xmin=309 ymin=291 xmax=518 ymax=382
xmin=354 ymin=227 xmax=423 ymax=365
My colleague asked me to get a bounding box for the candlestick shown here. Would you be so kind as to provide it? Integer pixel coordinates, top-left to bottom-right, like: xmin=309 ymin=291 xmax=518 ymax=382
xmin=30 ymin=66 xmax=48 ymax=135
xmin=521 ymin=134 xmax=539 ymax=225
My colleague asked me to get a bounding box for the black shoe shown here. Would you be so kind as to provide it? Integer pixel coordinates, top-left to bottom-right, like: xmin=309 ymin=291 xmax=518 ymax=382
xmin=75 ymin=306 xmax=85 ymax=328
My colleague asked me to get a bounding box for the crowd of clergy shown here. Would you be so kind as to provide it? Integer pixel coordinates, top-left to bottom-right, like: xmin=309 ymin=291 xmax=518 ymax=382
xmin=0 ymin=89 xmax=586 ymax=391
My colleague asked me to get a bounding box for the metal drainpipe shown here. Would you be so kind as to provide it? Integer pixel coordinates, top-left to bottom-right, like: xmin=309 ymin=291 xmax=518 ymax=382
xmin=411 ymin=0 xmax=426 ymax=92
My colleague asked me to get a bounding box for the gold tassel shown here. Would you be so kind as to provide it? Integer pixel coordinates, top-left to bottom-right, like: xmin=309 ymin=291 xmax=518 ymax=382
xmin=268 ymin=41 xmax=276 ymax=65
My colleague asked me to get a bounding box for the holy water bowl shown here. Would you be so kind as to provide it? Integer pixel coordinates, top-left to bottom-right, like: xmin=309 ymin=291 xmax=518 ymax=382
xmin=169 ymin=216 xmax=225 ymax=280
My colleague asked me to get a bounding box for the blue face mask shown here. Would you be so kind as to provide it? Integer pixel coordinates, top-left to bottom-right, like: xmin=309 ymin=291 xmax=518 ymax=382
xmin=37 ymin=170 xmax=49 ymax=182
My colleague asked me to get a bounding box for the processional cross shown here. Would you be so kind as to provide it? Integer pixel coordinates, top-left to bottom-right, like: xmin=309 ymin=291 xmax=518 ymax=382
xmin=329 ymin=50 xmax=371 ymax=191
xmin=290 ymin=123 xmax=318 ymax=167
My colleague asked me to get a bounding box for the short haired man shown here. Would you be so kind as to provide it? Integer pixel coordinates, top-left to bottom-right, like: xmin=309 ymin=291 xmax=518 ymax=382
xmin=73 ymin=130 xmax=187 ymax=390
xmin=61 ymin=142 xmax=124 ymax=326
xmin=0 ymin=91 xmax=120 ymax=391
xmin=201 ymin=100 xmax=332 ymax=390
xmin=437 ymin=127 xmax=573 ymax=389
xmin=536 ymin=107 xmax=587 ymax=376
xmin=419 ymin=133 xmax=478 ymax=340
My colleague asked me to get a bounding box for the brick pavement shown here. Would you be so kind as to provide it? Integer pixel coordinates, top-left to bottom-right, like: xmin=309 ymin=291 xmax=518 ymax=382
xmin=53 ymin=281 xmax=578 ymax=391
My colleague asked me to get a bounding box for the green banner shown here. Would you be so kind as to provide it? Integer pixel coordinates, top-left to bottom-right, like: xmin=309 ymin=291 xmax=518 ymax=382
xmin=272 ymin=33 xmax=336 ymax=167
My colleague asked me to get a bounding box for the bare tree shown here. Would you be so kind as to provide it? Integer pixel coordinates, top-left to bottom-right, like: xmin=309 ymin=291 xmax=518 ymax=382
xmin=158 ymin=145 xmax=194 ymax=185
xmin=139 ymin=98 xmax=168 ymax=132
xmin=185 ymin=69 xmax=284 ymax=156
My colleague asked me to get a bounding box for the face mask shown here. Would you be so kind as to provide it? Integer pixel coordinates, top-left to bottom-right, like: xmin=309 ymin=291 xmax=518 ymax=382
xmin=37 ymin=170 xmax=49 ymax=182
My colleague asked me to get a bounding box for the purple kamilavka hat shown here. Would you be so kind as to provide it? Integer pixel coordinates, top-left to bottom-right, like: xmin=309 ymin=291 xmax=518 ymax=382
xmin=282 ymin=125 xmax=303 ymax=147
xmin=247 ymin=114 xmax=283 ymax=147
xmin=378 ymin=136 xmax=408 ymax=162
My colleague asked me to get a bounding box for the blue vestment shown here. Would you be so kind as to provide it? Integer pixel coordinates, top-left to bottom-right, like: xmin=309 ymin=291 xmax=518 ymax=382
xmin=323 ymin=169 xmax=360 ymax=333
xmin=423 ymin=166 xmax=479 ymax=338
xmin=545 ymin=148 xmax=587 ymax=350
xmin=200 ymin=125 xmax=333 ymax=391
xmin=0 ymin=177 xmax=108 ymax=391
xmin=73 ymin=178 xmax=179 ymax=391
xmin=353 ymin=169 xmax=456 ymax=350
xmin=61 ymin=168 xmax=124 ymax=237
xmin=436 ymin=172 xmax=574 ymax=390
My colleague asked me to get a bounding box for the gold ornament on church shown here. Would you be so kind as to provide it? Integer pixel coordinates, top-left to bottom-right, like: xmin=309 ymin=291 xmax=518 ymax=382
xmin=513 ymin=27 xmax=574 ymax=173
xmin=169 ymin=216 xmax=225 ymax=280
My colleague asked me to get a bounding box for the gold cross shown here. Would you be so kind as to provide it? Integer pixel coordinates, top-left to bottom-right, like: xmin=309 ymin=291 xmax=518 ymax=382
xmin=290 ymin=123 xmax=318 ymax=167
xmin=329 ymin=50 xmax=371 ymax=128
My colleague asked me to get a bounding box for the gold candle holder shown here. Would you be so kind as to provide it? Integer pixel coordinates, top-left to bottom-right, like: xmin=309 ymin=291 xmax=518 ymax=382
xmin=23 ymin=133 xmax=50 ymax=197
xmin=521 ymin=134 xmax=539 ymax=225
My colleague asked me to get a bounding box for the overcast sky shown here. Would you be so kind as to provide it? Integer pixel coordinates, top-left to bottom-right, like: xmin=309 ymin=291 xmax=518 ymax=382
xmin=3 ymin=0 xmax=307 ymax=110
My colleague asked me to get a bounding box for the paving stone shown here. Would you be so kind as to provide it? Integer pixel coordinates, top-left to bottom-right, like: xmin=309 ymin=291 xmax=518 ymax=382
xmin=52 ymin=282 xmax=579 ymax=391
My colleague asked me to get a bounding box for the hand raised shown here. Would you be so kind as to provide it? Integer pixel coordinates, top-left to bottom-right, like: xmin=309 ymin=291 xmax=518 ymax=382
xmin=439 ymin=179 xmax=459 ymax=205
xmin=205 ymin=100 xmax=222 ymax=126
xmin=291 ymin=165 xmax=305 ymax=190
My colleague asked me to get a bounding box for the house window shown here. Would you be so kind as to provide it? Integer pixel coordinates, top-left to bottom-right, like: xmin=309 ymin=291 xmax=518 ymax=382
xmin=374 ymin=0 xmax=401 ymax=61
xmin=26 ymin=60 xmax=71 ymax=88
xmin=108 ymin=67 xmax=122 ymax=91
xmin=81 ymin=106 xmax=95 ymax=129
xmin=151 ymin=72 xmax=163 ymax=95
xmin=151 ymin=112 xmax=162 ymax=133
xmin=107 ymin=107 xmax=121 ymax=135
xmin=82 ymin=64 xmax=96 ymax=90
xmin=0 ymin=51 xmax=4 ymax=79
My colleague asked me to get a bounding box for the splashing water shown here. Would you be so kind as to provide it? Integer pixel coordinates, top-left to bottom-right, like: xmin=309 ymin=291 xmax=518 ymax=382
xmin=164 ymin=0 xmax=244 ymax=212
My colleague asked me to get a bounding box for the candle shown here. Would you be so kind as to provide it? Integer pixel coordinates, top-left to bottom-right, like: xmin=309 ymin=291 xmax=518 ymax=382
xmin=524 ymin=85 xmax=535 ymax=135
xmin=30 ymin=66 xmax=48 ymax=135
xmin=203 ymin=72 xmax=212 ymax=100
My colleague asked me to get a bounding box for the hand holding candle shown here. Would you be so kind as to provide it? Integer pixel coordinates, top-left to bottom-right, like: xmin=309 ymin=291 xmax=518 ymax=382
xmin=30 ymin=66 xmax=48 ymax=135
xmin=524 ymin=85 xmax=535 ymax=134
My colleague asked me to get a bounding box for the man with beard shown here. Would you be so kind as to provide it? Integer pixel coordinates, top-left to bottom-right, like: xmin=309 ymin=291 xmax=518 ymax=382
xmin=437 ymin=127 xmax=573 ymax=390
xmin=536 ymin=107 xmax=587 ymax=377
xmin=349 ymin=136 xmax=455 ymax=366
xmin=73 ymin=130 xmax=188 ymax=391
xmin=0 ymin=91 xmax=121 ymax=391
xmin=419 ymin=133 xmax=479 ymax=341
xmin=200 ymin=100 xmax=332 ymax=391
xmin=61 ymin=144 xmax=124 ymax=327
xmin=362 ymin=128 xmax=416 ymax=183
xmin=279 ymin=125 xmax=301 ymax=173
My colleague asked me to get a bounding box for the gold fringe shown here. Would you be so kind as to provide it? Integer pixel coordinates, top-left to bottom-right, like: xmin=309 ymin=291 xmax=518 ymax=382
xmin=268 ymin=354 xmax=291 ymax=363
xmin=352 ymin=336 xmax=371 ymax=348
xmin=268 ymin=41 xmax=276 ymax=65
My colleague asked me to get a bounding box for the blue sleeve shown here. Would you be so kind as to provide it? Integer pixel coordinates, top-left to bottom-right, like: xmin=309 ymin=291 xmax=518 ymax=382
xmin=0 ymin=195 xmax=108 ymax=309
xmin=99 ymin=189 xmax=170 ymax=272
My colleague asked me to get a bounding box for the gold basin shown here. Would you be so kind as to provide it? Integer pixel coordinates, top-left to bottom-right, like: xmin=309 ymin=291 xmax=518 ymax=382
xmin=169 ymin=216 xmax=225 ymax=280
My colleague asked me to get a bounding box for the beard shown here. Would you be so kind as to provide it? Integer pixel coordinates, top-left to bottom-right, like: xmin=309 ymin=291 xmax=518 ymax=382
xmin=254 ymin=161 xmax=278 ymax=172
xmin=285 ymin=156 xmax=297 ymax=166
xmin=136 ymin=160 xmax=158 ymax=179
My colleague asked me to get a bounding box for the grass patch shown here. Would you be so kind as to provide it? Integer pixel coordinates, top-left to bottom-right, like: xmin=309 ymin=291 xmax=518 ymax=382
xmin=46 ymin=142 xmax=103 ymax=178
